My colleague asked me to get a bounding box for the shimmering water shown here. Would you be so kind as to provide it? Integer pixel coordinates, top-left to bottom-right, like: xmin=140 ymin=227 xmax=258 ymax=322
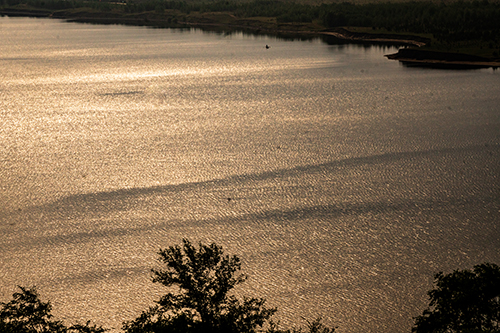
xmin=1 ymin=16 xmax=499 ymax=333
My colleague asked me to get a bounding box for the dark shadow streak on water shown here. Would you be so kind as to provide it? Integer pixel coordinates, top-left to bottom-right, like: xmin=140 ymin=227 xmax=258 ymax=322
xmin=2 ymin=144 xmax=499 ymax=250
xmin=7 ymin=143 xmax=498 ymax=216
xmin=5 ymin=194 xmax=499 ymax=251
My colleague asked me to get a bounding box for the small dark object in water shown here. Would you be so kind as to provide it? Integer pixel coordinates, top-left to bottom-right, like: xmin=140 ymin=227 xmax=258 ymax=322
xmin=265 ymin=45 xmax=270 ymax=49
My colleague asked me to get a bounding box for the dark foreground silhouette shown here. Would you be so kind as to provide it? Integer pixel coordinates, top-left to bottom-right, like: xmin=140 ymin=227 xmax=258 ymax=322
xmin=412 ymin=262 xmax=500 ymax=333
xmin=1 ymin=240 xmax=499 ymax=333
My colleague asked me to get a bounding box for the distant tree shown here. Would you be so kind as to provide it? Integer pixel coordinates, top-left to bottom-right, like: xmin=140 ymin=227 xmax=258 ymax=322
xmin=123 ymin=239 xmax=277 ymax=333
xmin=0 ymin=286 xmax=107 ymax=333
xmin=322 ymin=11 xmax=347 ymax=28
xmin=412 ymin=263 xmax=500 ymax=333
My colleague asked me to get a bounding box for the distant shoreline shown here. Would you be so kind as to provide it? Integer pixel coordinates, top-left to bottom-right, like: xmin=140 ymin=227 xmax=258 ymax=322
xmin=2 ymin=7 xmax=499 ymax=69
xmin=385 ymin=48 xmax=500 ymax=69
xmin=0 ymin=8 xmax=430 ymax=46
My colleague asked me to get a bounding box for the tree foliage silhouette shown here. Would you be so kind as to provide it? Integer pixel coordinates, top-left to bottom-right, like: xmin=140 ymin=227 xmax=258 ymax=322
xmin=123 ymin=239 xmax=277 ymax=333
xmin=0 ymin=286 xmax=66 ymax=333
xmin=0 ymin=241 xmax=336 ymax=333
xmin=413 ymin=263 xmax=500 ymax=333
xmin=266 ymin=318 xmax=336 ymax=333
xmin=0 ymin=286 xmax=107 ymax=333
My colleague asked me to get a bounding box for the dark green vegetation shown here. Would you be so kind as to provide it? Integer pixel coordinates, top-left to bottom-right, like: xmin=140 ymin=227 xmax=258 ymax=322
xmin=1 ymin=240 xmax=499 ymax=332
xmin=413 ymin=263 xmax=500 ymax=333
xmin=2 ymin=0 xmax=500 ymax=59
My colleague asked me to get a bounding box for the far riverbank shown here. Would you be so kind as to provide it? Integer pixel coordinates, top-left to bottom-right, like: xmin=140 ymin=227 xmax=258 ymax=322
xmin=2 ymin=5 xmax=500 ymax=69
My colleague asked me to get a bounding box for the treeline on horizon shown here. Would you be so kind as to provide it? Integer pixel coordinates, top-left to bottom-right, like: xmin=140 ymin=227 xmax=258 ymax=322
xmin=3 ymin=0 xmax=500 ymax=44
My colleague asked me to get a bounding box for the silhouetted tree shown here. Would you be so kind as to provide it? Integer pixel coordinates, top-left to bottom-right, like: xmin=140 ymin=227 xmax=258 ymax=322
xmin=123 ymin=239 xmax=277 ymax=333
xmin=1 ymin=243 xmax=336 ymax=333
xmin=0 ymin=286 xmax=107 ymax=333
xmin=412 ymin=263 xmax=500 ymax=333
xmin=0 ymin=286 xmax=66 ymax=333
xmin=267 ymin=318 xmax=336 ymax=333
xmin=68 ymin=322 xmax=108 ymax=333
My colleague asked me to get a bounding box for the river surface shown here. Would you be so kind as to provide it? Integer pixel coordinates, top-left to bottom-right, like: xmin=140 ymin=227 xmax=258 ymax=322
xmin=1 ymin=16 xmax=499 ymax=333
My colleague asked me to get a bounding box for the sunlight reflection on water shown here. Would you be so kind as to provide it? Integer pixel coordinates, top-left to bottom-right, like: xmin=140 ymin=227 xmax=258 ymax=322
xmin=1 ymin=17 xmax=499 ymax=333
